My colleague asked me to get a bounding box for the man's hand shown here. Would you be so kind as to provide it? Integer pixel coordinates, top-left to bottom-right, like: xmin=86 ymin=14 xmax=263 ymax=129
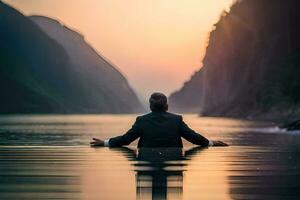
xmin=212 ymin=140 xmax=228 ymax=147
xmin=90 ymin=138 xmax=104 ymax=147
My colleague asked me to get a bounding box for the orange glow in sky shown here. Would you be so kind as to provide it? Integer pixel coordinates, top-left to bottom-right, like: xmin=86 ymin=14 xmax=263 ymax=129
xmin=4 ymin=0 xmax=232 ymax=103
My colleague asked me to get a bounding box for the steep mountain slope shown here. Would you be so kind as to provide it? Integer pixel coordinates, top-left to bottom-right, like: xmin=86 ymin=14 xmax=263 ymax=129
xmin=0 ymin=1 xmax=144 ymax=113
xmin=0 ymin=1 xmax=73 ymax=113
xmin=169 ymin=0 xmax=300 ymax=119
xmin=30 ymin=16 xmax=144 ymax=113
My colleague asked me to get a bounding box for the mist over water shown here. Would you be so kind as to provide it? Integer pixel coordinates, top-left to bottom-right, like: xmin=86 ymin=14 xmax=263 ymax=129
xmin=1 ymin=114 xmax=300 ymax=199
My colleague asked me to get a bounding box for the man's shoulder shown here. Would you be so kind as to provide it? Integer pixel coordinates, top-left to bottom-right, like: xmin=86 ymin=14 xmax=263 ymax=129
xmin=136 ymin=112 xmax=152 ymax=119
xmin=165 ymin=112 xmax=182 ymax=119
xmin=138 ymin=112 xmax=182 ymax=119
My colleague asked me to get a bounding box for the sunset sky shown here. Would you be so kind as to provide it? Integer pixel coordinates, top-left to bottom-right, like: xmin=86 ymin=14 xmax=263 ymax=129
xmin=4 ymin=0 xmax=232 ymax=103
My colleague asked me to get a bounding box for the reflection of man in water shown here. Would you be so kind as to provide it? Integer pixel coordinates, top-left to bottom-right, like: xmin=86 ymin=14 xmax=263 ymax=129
xmin=91 ymin=92 xmax=227 ymax=147
xmin=114 ymin=146 xmax=205 ymax=200
xmin=136 ymin=148 xmax=184 ymax=200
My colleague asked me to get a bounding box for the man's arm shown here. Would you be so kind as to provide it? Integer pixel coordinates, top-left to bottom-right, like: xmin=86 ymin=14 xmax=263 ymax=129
xmin=179 ymin=116 xmax=228 ymax=147
xmin=180 ymin=116 xmax=210 ymax=147
xmin=90 ymin=117 xmax=141 ymax=147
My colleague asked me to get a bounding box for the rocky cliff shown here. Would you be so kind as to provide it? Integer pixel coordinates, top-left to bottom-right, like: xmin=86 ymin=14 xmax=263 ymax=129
xmin=169 ymin=0 xmax=300 ymax=119
xmin=0 ymin=2 xmax=144 ymax=113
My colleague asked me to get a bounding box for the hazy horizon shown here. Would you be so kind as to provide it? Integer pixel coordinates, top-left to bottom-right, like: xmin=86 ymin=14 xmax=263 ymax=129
xmin=4 ymin=0 xmax=233 ymax=104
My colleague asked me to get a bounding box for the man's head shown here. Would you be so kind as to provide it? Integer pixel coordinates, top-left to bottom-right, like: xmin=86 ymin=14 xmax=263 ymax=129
xmin=149 ymin=92 xmax=168 ymax=112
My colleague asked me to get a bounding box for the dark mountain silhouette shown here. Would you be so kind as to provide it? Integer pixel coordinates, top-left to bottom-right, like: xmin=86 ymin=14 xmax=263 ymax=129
xmin=0 ymin=1 xmax=144 ymax=113
xmin=30 ymin=15 xmax=144 ymax=113
xmin=169 ymin=0 xmax=300 ymax=119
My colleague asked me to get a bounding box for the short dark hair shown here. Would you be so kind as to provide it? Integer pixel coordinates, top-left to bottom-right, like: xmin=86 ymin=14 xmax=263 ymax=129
xmin=149 ymin=92 xmax=168 ymax=111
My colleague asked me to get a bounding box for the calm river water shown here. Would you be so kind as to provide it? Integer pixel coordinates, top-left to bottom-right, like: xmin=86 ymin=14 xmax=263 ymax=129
xmin=0 ymin=114 xmax=300 ymax=200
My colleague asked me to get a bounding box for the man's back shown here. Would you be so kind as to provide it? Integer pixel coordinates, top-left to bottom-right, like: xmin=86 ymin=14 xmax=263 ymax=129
xmin=136 ymin=111 xmax=183 ymax=147
xmin=108 ymin=111 xmax=210 ymax=148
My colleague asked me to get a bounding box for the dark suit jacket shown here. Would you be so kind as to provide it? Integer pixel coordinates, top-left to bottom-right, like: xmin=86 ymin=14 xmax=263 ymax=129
xmin=109 ymin=111 xmax=210 ymax=148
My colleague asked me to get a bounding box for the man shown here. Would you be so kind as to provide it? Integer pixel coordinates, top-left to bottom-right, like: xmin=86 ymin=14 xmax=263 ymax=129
xmin=90 ymin=92 xmax=228 ymax=147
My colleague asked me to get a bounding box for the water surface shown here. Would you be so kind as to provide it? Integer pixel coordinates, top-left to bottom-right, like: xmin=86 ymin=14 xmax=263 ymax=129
xmin=1 ymin=114 xmax=300 ymax=200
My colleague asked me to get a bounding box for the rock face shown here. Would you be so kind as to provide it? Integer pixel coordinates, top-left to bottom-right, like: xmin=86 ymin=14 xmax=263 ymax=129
xmin=170 ymin=0 xmax=300 ymax=118
xmin=0 ymin=2 xmax=144 ymax=113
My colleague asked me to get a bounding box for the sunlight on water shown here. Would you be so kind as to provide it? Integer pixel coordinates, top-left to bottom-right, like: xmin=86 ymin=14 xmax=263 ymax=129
xmin=1 ymin=114 xmax=300 ymax=200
